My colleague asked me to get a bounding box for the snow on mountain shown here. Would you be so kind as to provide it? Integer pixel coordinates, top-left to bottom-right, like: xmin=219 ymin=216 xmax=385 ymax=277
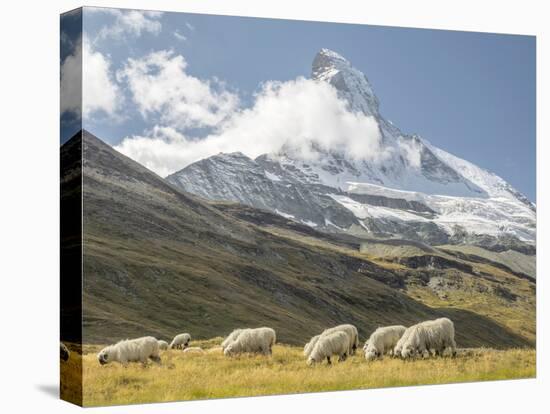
xmin=167 ymin=49 xmax=535 ymax=248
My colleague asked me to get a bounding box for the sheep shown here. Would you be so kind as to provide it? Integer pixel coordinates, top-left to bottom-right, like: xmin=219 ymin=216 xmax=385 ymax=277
xmin=393 ymin=326 xmax=414 ymax=358
xmin=60 ymin=342 xmax=70 ymax=362
xmin=169 ymin=333 xmax=191 ymax=350
xmin=183 ymin=347 xmax=205 ymax=354
xmin=364 ymin=325 xmax=407 ymax=361
xmin=401 ymin=318 xmax=457 ymax=359
xmin=429 ymin=317 xmax=457 ymax=356
xmin=221 ymin=329 xmax=244 ymax=350
xmin=307 ymin=331 xmax=350 ymax=365
xmin=304 ymin=334 xmax=321 ymax=358
xmin=322 ymin=324 xmax=359 ymax=355
xmin=97 ymin=336 xmax=161 ymax=366
xmin=224 ymin=327 xmax=276 ymax=356
xmin=157 ymin=340 xmax=169 ymax=350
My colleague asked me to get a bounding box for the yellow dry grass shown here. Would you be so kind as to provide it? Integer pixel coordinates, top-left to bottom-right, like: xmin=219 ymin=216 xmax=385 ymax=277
xmin=61 ymin=340 xmax=535 ymax=407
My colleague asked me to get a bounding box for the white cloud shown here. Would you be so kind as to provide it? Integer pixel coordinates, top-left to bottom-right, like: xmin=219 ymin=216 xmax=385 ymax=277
xmin=117 ymin=50 xmax=240 ymax=130
xmin=115 ymin=126 xmax=198 ymax=177
xmin=397 ymin=136 xmax=423 ymax=169
xmin=173 ymin=30 xmax=187 ymax=42
xmin=89 ymin=8 xmax=163 ymax=41
xmin=60 ymin=38 xmax=82 ymax=116
xmin=82 ymin=36 xmax=122 ymax=118
xmin=60 ymin=35 xmax=122 ymax=119
xmin=185 ymin=22 xmax=195 ymax=32
xmin=115 ymin=77 xmax=386 ymax=177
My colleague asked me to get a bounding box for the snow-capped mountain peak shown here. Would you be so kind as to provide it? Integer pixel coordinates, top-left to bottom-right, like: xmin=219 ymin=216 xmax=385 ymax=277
xmin=167 ymin=49 xmax=535 ymax=249
xmin=312 ymin=48 xmax=380 ymax=118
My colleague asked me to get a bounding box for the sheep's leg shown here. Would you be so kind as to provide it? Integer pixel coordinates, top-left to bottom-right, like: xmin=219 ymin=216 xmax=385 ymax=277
xmin=150 ymin=355 xmax=161 ymax=364
xmin=327 ymin=356 xmax=332 ymax=365
xmin=449 ymin=339 xmax=457 ymax=357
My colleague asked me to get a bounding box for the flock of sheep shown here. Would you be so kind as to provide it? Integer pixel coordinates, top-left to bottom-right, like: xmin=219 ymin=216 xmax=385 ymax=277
xmin=60 ymin=317 xmax=457 ymax=366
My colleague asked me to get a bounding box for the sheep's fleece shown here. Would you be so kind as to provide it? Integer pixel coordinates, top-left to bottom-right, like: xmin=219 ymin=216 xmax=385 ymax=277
xmin=97 ymin=336 xmax=161 ymax=365
xmin=307 ymin=331 xmax=350 ymax=365
xmin=224 ymin=327 xmax=276 ymax=356
xmin=221 ymin=329 xmax=244 ymax=350
xmin=303 ymin=334 xmax=321 ymax=357
xmin=401 ymin=318 xmax=457 ymax=358
xmin=170 ymin=333 xmax=191 ymax=349
xmin=364 ymin=325 xmax=406 ymax=361
xmin=322 ymin=324 xmax=359 ymax=355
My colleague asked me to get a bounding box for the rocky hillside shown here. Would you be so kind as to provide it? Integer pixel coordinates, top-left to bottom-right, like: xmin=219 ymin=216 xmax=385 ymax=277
xmin=63 ymin=130 xmax=533 ymax=348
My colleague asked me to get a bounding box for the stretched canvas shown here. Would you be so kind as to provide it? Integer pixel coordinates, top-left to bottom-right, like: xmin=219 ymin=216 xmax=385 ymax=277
xmin=60 ymin=6 xmax=536 ymax=407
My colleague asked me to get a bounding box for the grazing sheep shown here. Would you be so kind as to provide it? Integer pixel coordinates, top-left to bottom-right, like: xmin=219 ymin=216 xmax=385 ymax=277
xmin=183 ymin=347 xmax=205 ymax=354
xmin=401 ymin=318 xmax=457 ymax=359
xmin=60 ymin=343 xmax=70 ymax=362
xmin=304 ymin=334 xmax=321 ymax=358
xmin=322 ymin=324 xmax=359 ymax=355
xmin=364 ymin=325 xmax=407 ymax=361
xmin=170 ymin=333 xmax=191 ymax=350
xmin=157 ymin=340 xmax=169 ymax=350
xmin=97 ymin=336 xmax=161 ymax=366
xmin=393 ymin=326 xmax=414 ymax=358
xmin=307 ymin=331 xmax=350 ymax=365
xmin=429 ymin=317 xmax=457 ymax=356
xmin=224 ymin=327 xmax=276 ymax=356
xmin=221 ymin=329 xmax=244 ymax=350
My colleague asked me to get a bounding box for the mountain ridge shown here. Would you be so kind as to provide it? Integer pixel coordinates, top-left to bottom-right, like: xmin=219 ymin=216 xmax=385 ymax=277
xmin=167 ymin=48 xmax=535 ymax=249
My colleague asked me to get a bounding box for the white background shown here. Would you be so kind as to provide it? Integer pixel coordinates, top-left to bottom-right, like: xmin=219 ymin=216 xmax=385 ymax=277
xmin=0 ymin=0 xmax=547 ymax=412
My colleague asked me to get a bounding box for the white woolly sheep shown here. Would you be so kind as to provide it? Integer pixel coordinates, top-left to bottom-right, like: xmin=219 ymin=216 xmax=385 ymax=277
xmin=183 ymin=347 xmax=205 ymax=354
xmin=97 ymin=336 xmax=161 ymax=366
xmin=393 ymin=325 xmax=415 ymax=358
xmin=401 ymin=318 xmax=457 ymax=359
xmin=60 ymin=342 xmax=70 ymax=362
xmin=221 ymin=329 xmax=244 ymax=350
xmin=322 ymin=324 xmax=359 ymax=355
xmin=157 ymin=340 xmax=169 ymax=350
xmin=304 ymin=334 xmax=321 ymax=358
xmin=170 ymin=333 xmax=191 ymax=350
xmin=364 ymin=325 xmax=407 ymax=361
xmin=224 ymin=327 xmax=276 ymax=356
xmin=307 ymin=331 xmax=350 ymax=365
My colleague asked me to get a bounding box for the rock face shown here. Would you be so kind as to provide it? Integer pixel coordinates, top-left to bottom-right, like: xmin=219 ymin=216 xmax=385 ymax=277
xmin=167 ymin=49 xmax=535 ymax=251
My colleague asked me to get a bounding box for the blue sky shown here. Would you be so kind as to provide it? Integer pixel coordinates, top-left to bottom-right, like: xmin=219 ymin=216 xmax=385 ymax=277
xmin=60 ymin=7 xmax=536 ymax=201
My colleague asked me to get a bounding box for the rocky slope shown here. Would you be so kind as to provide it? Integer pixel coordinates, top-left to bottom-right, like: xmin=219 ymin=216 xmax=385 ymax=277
xmin=67 ymin=130 xmax=531 ymax=347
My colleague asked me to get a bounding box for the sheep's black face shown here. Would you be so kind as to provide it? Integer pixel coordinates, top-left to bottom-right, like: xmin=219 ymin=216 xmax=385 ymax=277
xmin=98 ymin=352 xmax=108 ymax=365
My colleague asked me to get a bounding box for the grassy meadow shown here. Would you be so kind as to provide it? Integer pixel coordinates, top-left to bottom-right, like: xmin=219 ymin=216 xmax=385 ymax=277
xmin=61 ymin=339 xmax=535 ymax=407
